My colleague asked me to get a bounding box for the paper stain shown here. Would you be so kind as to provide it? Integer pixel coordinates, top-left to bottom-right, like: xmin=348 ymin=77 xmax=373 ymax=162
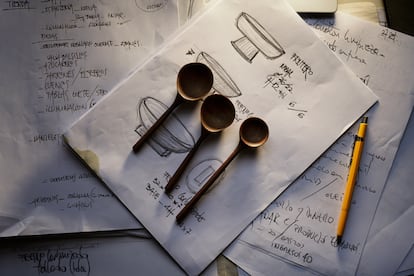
xmin=73 ymin=148 xmax=100 ymax=176
xmin=62 ymin=136 xmax=101 ymax=177
xmin=217 ymin=255 xmax=239 ymax=276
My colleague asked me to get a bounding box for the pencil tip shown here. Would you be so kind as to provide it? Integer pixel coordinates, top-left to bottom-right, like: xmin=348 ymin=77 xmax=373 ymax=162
xmin=362 ymin=117 xmax=368 ymax=123
xmin=336 ymin=235 xmax=342 ymax=245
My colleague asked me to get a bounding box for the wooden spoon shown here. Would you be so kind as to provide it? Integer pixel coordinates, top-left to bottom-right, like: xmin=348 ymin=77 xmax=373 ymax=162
xmin=164 ymin=94 xmax=235 ymax=193
xmin=132 ymin=62 xmax=213 ymax=152
xmin=176 ymin=117 xmax=269 ymax=222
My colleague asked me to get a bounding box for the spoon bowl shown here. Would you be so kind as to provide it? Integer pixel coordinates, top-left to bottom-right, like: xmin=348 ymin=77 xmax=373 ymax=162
xmin=132 ymin=62 xmax=213 ymax=152
xmin=164 ymin=94 xmax=235 ymax=193
xmin=176 ymin=117 xmax=269 ymax=222
xmin=239 ymin=117 xmax=269 ymax=147
xmin=177 ymin=62 xmax=214 ymax=101
xmin=200 ymin=94 xmax=236 ymax=132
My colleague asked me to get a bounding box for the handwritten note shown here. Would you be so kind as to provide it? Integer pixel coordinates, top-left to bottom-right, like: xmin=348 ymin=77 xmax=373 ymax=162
xmin=0 ymin=0 xmax=179 ymax=235
xmin=358 ymin=109 xmax=414 ymax=275
xmin=0 ymin=231 xmax=185 ymax=276
xmin=64 ymin=1 xmax=377 ymax=274
xmin=225 ymin=11 xmax=414 ymax=276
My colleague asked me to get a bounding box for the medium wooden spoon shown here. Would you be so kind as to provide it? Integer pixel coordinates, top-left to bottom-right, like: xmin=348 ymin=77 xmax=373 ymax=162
xmin=176 ymin=117 xmax=269 ymax=222
xmin=164 ymin=94 xmax=235 ymax=193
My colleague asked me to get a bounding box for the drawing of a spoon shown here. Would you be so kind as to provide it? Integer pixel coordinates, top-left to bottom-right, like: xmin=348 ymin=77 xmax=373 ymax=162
xmin=164 ymin=94 xmax=235 ymax=193
xmin=132 ymin=62 xmax=213 ymax=153
xmin=176 ymin=117 xmax=269 ymax=222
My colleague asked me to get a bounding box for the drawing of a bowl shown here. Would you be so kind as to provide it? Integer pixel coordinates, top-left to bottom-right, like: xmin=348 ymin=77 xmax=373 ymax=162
xmin=231 ymin=12 xmax=285 ymax=63
xmin=135 ymin=97 xmax=195 ymax=156
xmin=196 ymin=52 xmax=241 ymax=98
xmin=186 ymin=159 xmax=224 ymax=194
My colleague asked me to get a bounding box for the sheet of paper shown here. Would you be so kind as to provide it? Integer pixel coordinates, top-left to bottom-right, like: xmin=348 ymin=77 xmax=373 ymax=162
xmin=357 ymin=109 xmax=414 ymax=275
xmin=225 ymin=11 xmax=414 ymax=276
xmin=227 ymin=95 xmax=414 ymax=276
xmin=0 ymin=0 xmax=179 ymax=235
xmin=366 ymin=110 xmax=414 ymax=237
xmin=0 ymin=229 xmax=250 ymax=276
xmin=396 ymin=267 xmax=414 ymax=276
xmin=178 ymin=0 xmax=215 ymax=24
xmin=0 ymin=230 xmax=186 ymax=276
xmin=178 ymin=0 xmax=202 ymax=24
xmin=356 ymin=206 xmax=414 ymax=275
xmin=64 ymin=1 xmax=377 ymax=274
xmin=396 ymin=244 xmax=414 ymax=276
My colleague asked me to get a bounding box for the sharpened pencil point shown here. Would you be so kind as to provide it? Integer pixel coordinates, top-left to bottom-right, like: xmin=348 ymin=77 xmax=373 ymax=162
xmin=336 ymin=235 xmax=342 ymax=245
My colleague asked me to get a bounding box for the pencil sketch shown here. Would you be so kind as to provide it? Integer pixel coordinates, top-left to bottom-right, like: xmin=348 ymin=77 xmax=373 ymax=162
xmin=196 ymin=51 xmax=242 ymax=98
xmin=185 ymin=159 xmax=224 ymax=194
xmin=360 ymin=75 xmax=370 ymax=86
xmin=187 ymin=0 xmax=195 ymax=19
xmin=231 ymin=12 xmax=285 ymax=63
xmin=288 ymin=101 xmax=308 ymax=118
xmin=134 ymin=96 xmax=195 ymax=157
xmin=135 ymin=0 xmax=168 ymax=12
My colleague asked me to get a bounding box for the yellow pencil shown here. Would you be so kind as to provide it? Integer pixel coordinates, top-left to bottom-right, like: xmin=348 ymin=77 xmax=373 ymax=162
xmin=336 ymin=117 xmax=368 ymax=244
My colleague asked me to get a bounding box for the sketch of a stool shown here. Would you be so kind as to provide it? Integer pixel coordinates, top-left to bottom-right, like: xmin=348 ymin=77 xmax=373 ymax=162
xmin=231 ymin=12 xmax=285 ymax=63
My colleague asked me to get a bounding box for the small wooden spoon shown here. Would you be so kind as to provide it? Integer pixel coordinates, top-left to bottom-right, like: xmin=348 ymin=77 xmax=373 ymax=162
xmin=164 ymin=94 xmax=235 ymax=193
xmin=176 ymin=117 xmax=269 ymax=222
xmin=132 ymin=62 xmax=213 ymax=152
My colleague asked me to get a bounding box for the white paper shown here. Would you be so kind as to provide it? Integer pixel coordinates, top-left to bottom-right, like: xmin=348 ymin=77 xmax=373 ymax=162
xmin=366 ymin=110 xmax=414 ymax=237
xmin=227 ymin=86 xmax=414 ymax=276
xmin=0 ymin=230 xmax=186 ymax=276
xmin=0 ymin=230 xmax=250 ymax=276
xmin=358 ymin=109 xmax=414 ymax=275
xmin=64 ymin=1 xmax=377 ymax=274
xmin=356 ymin=206 xmax=414 ymax=276
xmin=0 ymin=0 xmax=179 ymax=235
xmin=396 ymin=244 xmax=414 ymax=276
xmin=225 ymin=12 xmax=414 ymax=276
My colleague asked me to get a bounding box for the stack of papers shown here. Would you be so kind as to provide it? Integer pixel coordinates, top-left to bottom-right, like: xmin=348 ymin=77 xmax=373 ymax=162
xmin=225 ymin=12 xmax=414 ymax=276
xmin=0 ymin=0 xmax=180 ymax=235
xmin=63 ymin=0 xmax=378 ymax=274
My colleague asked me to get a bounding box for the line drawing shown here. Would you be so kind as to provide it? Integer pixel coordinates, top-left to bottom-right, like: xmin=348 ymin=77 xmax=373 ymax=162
xmin=231 ymin=12 xmax=285 ymax=63
xmin=185 ymin=159 xmax=224 ymax=194
xmin=196 ymin=51 xmax=242 ymax=98
xmin=359 ymin=74 xmax=370 ymax=86
xmin=272 ymin=206 xmax=304 ymax=243
xmin=134 ymin=96 xmax=195 ymax=157
xmin=187 ymin=0 xmax=195 ymax=19
xmin=287 ymin=107 xmax=308 ymax=113
xmin=300 ymin=178 xmax=338 ymax=201
xmin=288 ymin=101 xmax=308 ymax=118
xmin=134 ymin=52 xmax=242 ymax=181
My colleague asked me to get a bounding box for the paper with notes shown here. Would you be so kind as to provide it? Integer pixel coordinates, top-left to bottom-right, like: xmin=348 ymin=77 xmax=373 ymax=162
xmin=64 ymin=1 xmax=377 ymax=274
xmin=225 ymin=11 xmax=414 ymax=276
xmin=358 ymin=109 xmax=414 ymax=275
xmin=0 ymin=0 xmax=179 ymax=236
xmin=0 ymin=230 xmax=187 ymax=276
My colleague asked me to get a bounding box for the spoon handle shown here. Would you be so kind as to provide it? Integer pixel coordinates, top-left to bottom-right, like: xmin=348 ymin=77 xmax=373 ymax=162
xmin=165 ymin=129 xmax=210 ymax=194
xmin=176 ymin=142 xmax=243 ymax=223
xmin=132 ymin=95 xmax=183 ymax=153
